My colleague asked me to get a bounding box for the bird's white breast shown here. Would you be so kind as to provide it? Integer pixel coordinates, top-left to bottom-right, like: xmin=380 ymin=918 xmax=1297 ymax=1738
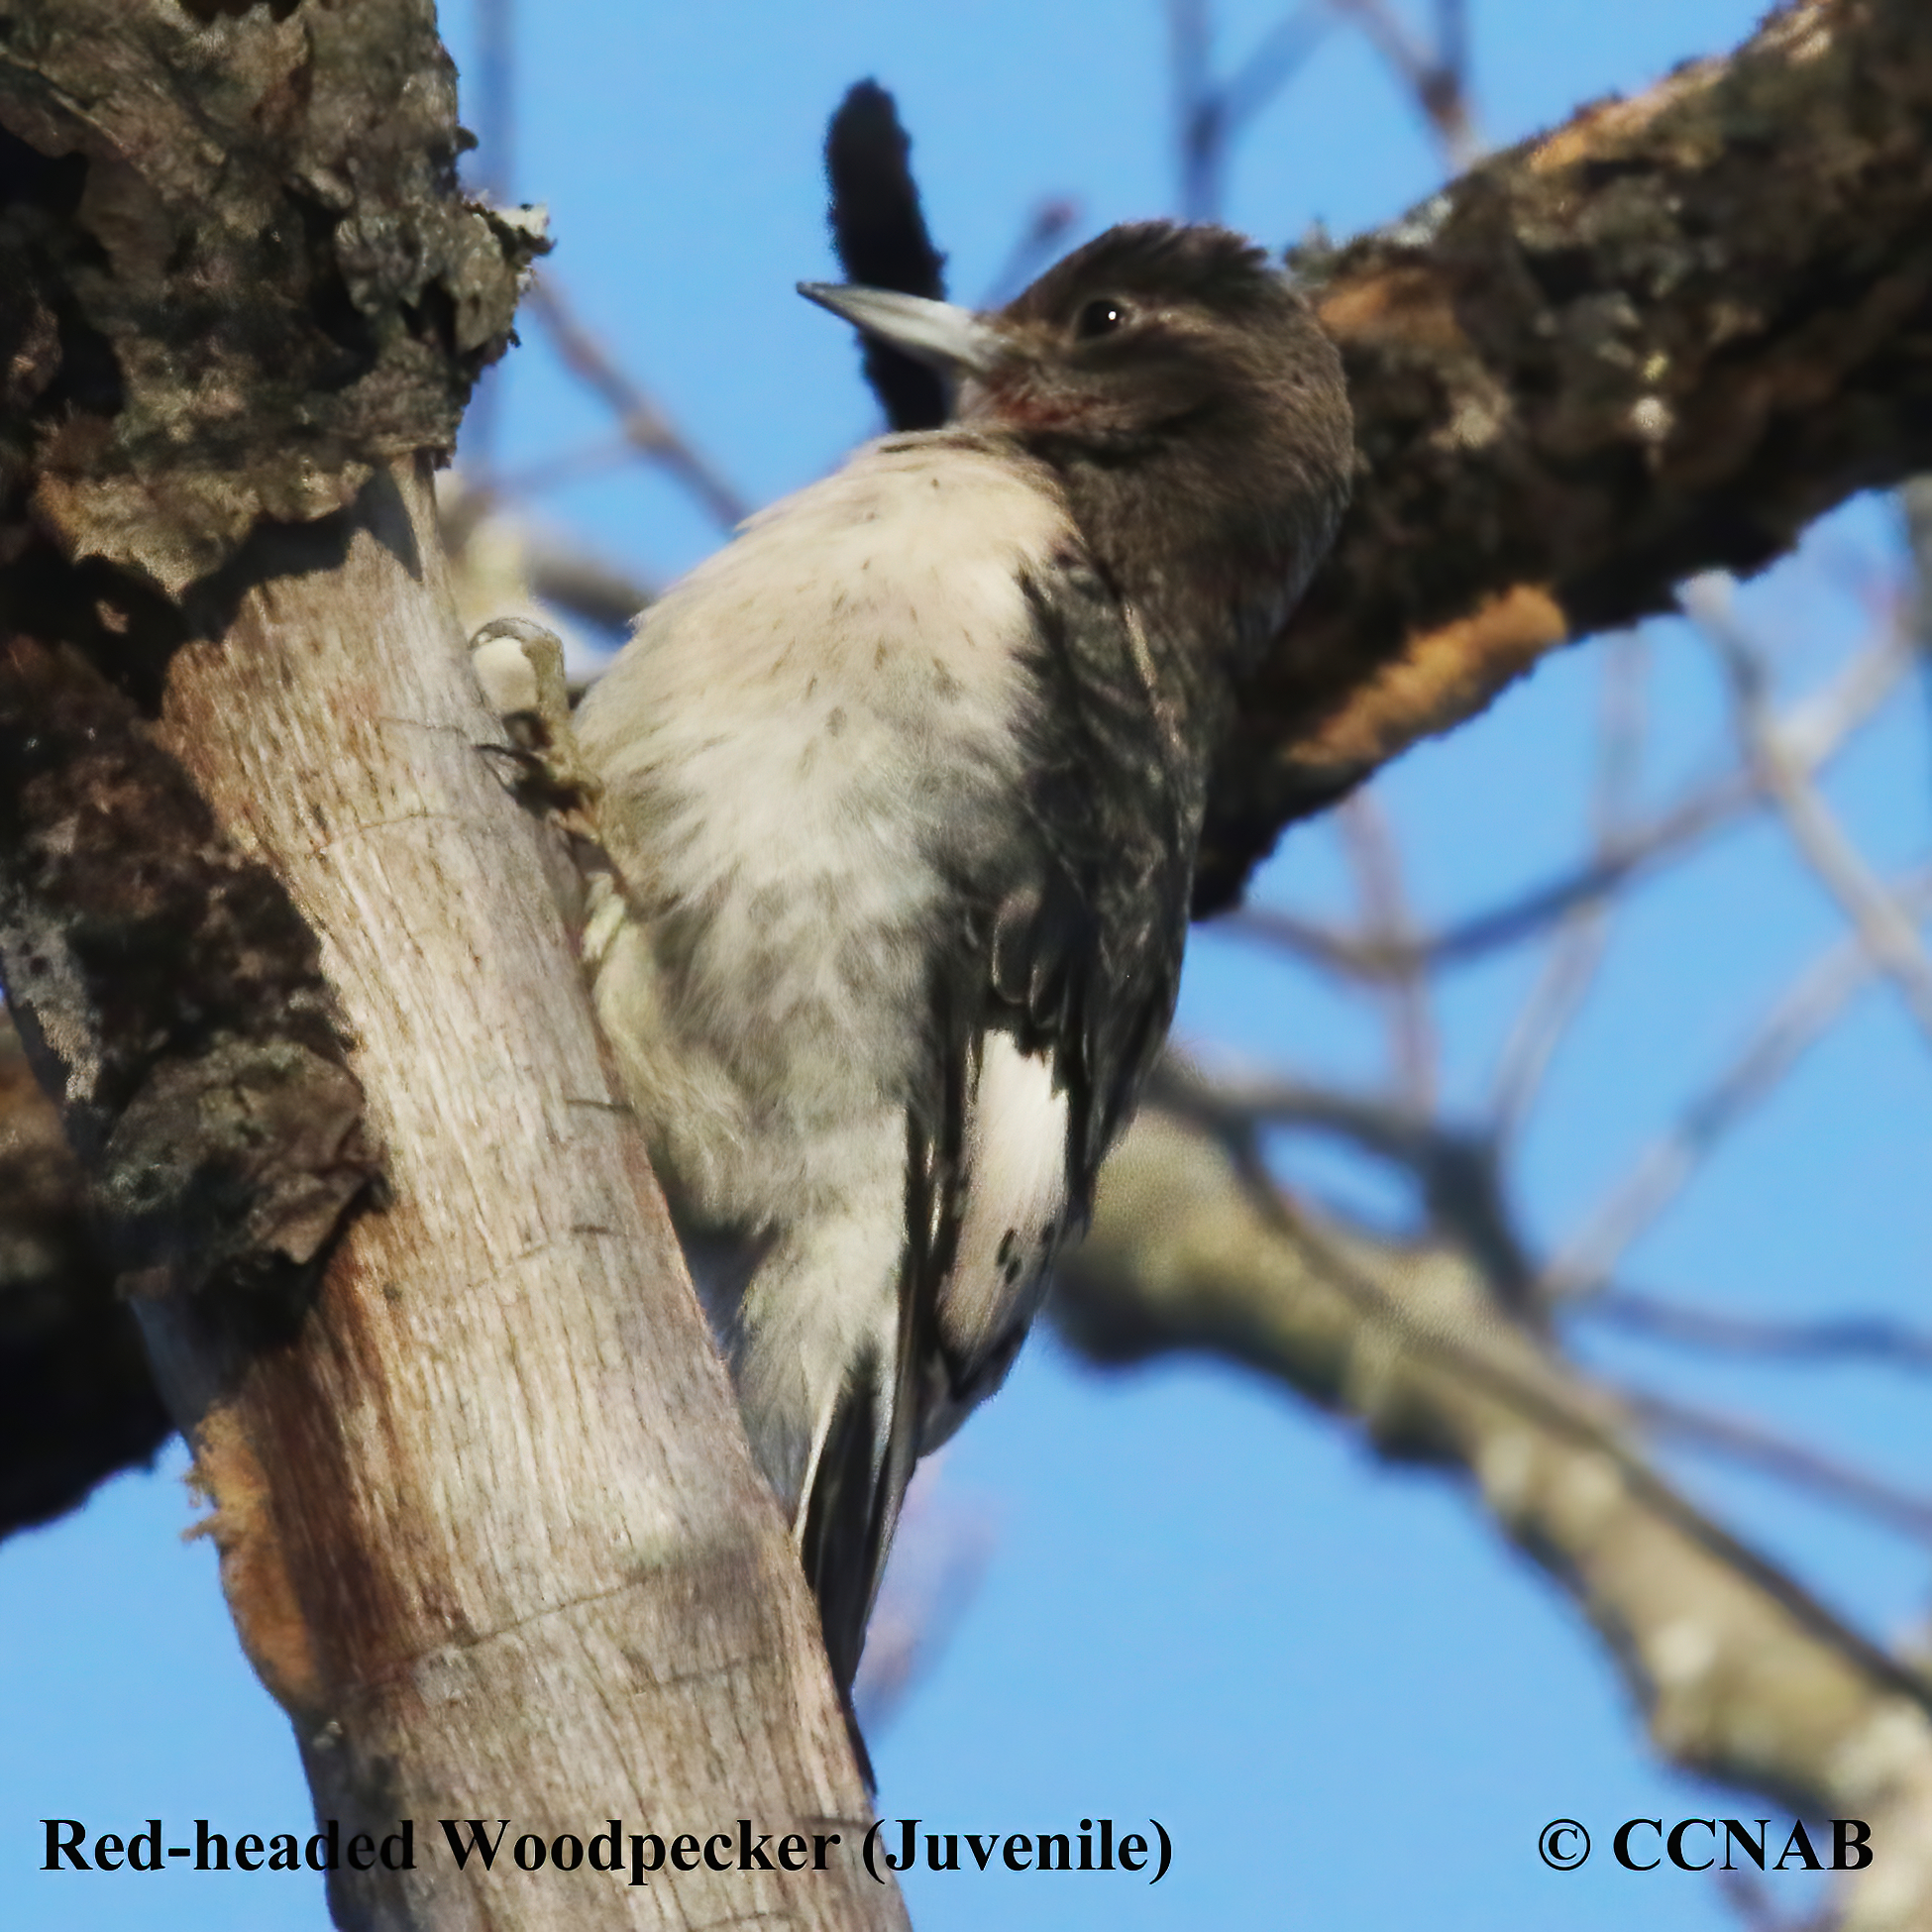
xmin=576 ymin=432 xmax=1077 ymax=1237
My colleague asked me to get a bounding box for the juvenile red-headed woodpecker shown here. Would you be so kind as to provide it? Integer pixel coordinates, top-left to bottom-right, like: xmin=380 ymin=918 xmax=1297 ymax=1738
xmin=573 ymin=221 xmax=1352 ymax=1725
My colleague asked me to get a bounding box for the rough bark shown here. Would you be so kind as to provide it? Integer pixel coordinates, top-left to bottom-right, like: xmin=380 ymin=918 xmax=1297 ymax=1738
xmin=15 ymin=0 xmax=1932 ymax=1542
xmin=0 ymin=0 xmax=539 ymax=594
xmin=0 ymin=1012 xmax=169 ymax=1532
xmin=1198 ymin=0 xmax=1932 ymax=907
xmin=1056 ymin=1107 xmax=1932 ymax=1931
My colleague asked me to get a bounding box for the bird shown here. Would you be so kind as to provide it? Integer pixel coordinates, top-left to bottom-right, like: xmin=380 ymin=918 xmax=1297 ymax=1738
xmin=571 ymin=220 xmax=1353 ymax=1739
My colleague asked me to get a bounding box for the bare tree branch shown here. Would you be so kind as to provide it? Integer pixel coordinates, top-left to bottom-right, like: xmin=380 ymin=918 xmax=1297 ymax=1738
xmin=1224 ymin=621 xmax=1906 ymax=978
xmin=488 ymin=432 xmax=638 ymax=500
xmin=1331 ymin=0 xmax=1481 ymax=167
xmin=1696 ymin=582 xmax=1932 ymax=1048
xmin=1490 ymin=631 xmax=1646 ymax=1134
xmin=1150 ymin=1057 xmax=1536 ymax=1308
xmin=1057 ymin=1104 xmax=1932 ymax=1928
xmin=1337 ymin=790 xmax=1438 ymax=1108
xmin=1168 ymin=0 xmax=1331 ymax=219
xmin=980 ymin=196 xmax=1082 ymax=308
xmin=1220 ymin=5 xmax=1333 ymax=138
xmin=1546 ymin=869 xmax=1932 ymax=1301
xmin=1582 ymin=1288 xmax=1932 ymax=1374
xmin=1223 ymin=766 xmax=1749 ymax=979
xmin=1201 ymin=0 xmax=1932 ymax=911
xmin=439 ymin=478 xmax=651 ymax=645
xmin=0 ymin=12 xmax=895 ymax=1925
xmin=1626 ymin=1386 xmax=1932 ymax=1544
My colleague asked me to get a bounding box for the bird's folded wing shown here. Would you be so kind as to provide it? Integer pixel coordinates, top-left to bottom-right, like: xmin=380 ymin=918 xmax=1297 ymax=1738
xmin=800 ymin=556 xmax=1200 ymax=1699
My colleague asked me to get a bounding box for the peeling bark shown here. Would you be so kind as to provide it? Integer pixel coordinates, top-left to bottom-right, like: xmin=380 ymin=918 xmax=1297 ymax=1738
xmin=2 ymin=0 xmax=1931 ymax=1917
xmin=0 ymin=0 xmax=541 ymax=593
xmin=1200 ymin=0 xmax=1932 ymax=907
xmin=0 ymin=633 xmax=379 ymax=1310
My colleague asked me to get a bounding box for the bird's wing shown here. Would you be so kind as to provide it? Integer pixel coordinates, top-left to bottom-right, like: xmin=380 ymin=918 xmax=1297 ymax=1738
xmin=800 ymin=553 xmax=1200 ymax=1710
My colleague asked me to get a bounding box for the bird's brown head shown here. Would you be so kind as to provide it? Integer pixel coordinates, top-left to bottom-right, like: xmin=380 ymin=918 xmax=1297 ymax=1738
xmin=803 ymin=219 xmax=1354 ymax=662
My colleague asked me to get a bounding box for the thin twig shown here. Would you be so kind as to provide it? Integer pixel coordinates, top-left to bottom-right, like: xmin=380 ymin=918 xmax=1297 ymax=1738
xmin=1151 ymin=1057 xmax=1537 ymax=1306
xmin=1696 ymin=585 xmax=1932 ymax=1048
xmin=1168 ymin=0 xmax=1220 ymax=221
xmin=1716 ymin=1865 xmax=1831 ymax=1932
xmin=1331 ymin=0 xmax=1480 ymax=167
xmin=1543 ymin=867 xmax=1932 ymax=1300
xmin=1219 ymin=4 xmax=1332 ymax=140
xmin=488 ymin=433 xmax=639 ymax=500
xmin=1436 ymin=0 xmax=1468 ymax=95
xmin=1168 ymin=0 xmax=1330 ymax=220
xmin=981 ymin=197 xmax=1082 ymax=308
xmin=1627 ymin=1386 xmax=1932 ymax=1543
xmin=522 ymin=276 xmax=750 ymax=531
xmin=1581 ymin=1290 xmax=1932 ymax=1373
xmin=1228 ymin=775 xmax=1747 ymax=976
xmin=524 ymin=541 xmax=652 ymax=636
xmin=1490 ymin=632 xmax=1647 ymax=1134
xmin=1154 ymin=1055 xmax=1442 ymax=1166
xmin=1337 ymin=789 xmax=1437 ymax=1109
xmin=437 ymin=478 xmax=652 ymax=635
xmin=1223 ymin=627 xmax=1907 ymax=981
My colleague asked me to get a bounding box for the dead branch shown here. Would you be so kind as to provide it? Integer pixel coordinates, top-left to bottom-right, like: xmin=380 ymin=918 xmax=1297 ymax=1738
xmin=1057 ymin=1103 xmax=1932 ymax=1929
xmin=1696 ymin=582 xmax=1932 ymax=1046
xmin=1330 ymin=0 xmax=1480 ymax=167
xmin=1167 ymin=0 xmax=1332 ymax=220
xmin=1337 ymin=789 xmax=1439 ymax=1107
xmin=1583 ymin=1289 xmax=1932 ymax=1373
xmin=1489 ymin=632 xmax=1646 ymax=1133
xmin=1222 ymin=619 xmax=1906 ymax=978
xmin=1624 ymin=1387 xmax=1932 ymax=1543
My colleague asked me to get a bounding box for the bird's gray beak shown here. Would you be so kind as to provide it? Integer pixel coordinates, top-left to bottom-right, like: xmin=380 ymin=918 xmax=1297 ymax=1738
xmin=797 ymin=282 xmax=1007 ymax=377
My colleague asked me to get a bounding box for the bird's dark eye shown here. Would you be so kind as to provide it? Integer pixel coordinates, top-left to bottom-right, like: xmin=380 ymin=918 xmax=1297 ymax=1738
xmin=1074 ymin=297 xmax=1130 ymax=341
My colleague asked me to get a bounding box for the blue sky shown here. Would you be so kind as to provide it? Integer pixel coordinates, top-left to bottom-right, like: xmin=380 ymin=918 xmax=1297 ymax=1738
xmin=7 ymin=3 xmax=1926 ymax=1928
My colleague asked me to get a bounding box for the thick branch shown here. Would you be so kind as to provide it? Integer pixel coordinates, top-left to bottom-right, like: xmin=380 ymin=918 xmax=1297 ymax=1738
xmin=145 ymin=461 xmax=893 ymax=1931
xmin=1057 ymin=1106 xmax=1932 ymax=1929
xmin=1200 ymin=0 xmax=1932 ymax=907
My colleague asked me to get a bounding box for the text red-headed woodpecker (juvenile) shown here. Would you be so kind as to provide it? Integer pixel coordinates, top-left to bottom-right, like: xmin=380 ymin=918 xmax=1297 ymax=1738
xmin=573 ymin=221 xmax=1352 ymax=1730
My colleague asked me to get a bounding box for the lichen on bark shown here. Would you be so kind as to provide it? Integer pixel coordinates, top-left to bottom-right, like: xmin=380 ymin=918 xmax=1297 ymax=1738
xmin=0 ymin=0 xmax=543 ymax=595
xmin=1198 ymin=0 xmax=1932 ymax=908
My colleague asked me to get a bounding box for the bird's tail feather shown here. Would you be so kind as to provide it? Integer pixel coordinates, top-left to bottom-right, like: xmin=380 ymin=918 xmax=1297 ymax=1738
xmin=798 ymin=1219 xmax=928 ymax=1790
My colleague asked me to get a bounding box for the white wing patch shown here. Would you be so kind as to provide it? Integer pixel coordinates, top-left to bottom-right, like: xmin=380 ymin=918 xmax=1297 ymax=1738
xmin=938 ymin=1032 xmax=1070 ymax=1374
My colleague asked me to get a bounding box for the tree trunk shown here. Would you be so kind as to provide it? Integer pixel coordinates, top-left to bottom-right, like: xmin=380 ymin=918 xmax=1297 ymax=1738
xmin=138 ymin=458 xmax=895 ymax=1931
